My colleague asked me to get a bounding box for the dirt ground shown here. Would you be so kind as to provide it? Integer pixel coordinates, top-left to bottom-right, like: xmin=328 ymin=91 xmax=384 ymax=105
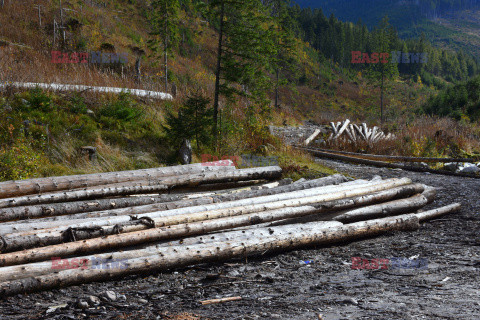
xmin=0 ymin=158 xmax=479 ymax=320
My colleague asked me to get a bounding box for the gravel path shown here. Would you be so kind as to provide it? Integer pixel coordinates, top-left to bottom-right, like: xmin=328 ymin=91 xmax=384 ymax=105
xmin=0 ymin=158 xmax=479 ymax=320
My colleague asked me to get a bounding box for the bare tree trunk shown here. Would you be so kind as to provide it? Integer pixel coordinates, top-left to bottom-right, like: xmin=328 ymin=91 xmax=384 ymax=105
xmin=415 ymin=203 xmax=461 ymax=222
xmin=381 ymin=66 xmax=384 ymax=125
xmin=164 ymin=2 xmax=168 ymax=92
xmin=304 ymin=129 xmax=321 ymax=146
xmin=0 ymin=161 xmax=234 ymax=200
xmin=0 ymin=220 xmax=343 ymax=282
xmin=213 ymin=2 xmax=225 ymax=146
xmin=0 ymin=194 xmax=189 ymax=222
xmin=0 ymin=178 xmax=412 ymax=262
xmin=0 ymin=165 xmax=278 ymax=209
xmin=0 ymin=213 xmax=424 ymax=296
xmin=0 ymin=178 xmax=409 ymax=235
xmin=332 ymin=119 xmax=351 ymax=140
xmin=275 ymin=68 xmax=279 ymax=108
xmin=328 ymin=190 xmax=434 ymax=223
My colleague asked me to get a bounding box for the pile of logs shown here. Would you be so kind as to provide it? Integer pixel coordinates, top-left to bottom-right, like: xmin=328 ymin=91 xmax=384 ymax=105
xmin=327 ymin=119 xmax=394 ymax=145
xmin=0 ymin=162 xmax=460 ymax=296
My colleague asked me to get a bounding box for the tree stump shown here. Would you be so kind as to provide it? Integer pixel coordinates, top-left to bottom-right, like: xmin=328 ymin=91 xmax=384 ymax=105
xmin=179 ymin=139 xmax=192 ymax=165
xmin=80 ymin=146 xmax=97 ymax=161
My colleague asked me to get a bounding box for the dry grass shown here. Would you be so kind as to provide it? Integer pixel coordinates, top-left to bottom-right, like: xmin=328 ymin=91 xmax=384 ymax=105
xmin=321 ymin=116 xmax=480 ymax=157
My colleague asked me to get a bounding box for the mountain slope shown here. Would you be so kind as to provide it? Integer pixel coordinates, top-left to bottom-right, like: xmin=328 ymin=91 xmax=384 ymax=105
xmin=294 ymin=0 xmax=480 ymax=58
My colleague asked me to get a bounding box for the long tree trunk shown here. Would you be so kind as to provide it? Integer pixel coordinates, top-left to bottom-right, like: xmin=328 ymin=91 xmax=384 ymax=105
xmin=158 ymin=183 xmax=426 ymax=247
xmin=381 ymin=66 xmax=384 ymax=125
xmin=0 ymin=175 xmax=344 ymax=234
xmin=0 ymin=194 xmax=190 ymax=222
xmin=164 ymin=2 xmax=168 ymax=92
xmin=0 ymin=166 xmax=280 ymax=209
xmin=414 ymin=203 xmax=461 ymax=222
xmin=328 ymin=190 xmax=434 ymax=223
xmin=0 ymin=178 xmax=410 ymax=236
xmin=213 ymin=2 xmax=225 ymax=145
xmin=0 ymin=178 xmax=413 ymax=262
xmin=0 ymin=160 xmax=234 ymax=200
xmin=0 ymin=213 xmax=343 ymax=282
xmin=0 ymin=213 xmax=426 ymax=296
xmin=275 ymin=68 xmax=279 ymax=108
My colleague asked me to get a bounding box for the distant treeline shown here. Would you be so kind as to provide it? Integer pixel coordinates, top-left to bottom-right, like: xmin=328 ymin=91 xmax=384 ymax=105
xmin=294 ymin=0 xmax=480 ymax=26
xmin=289 ymin=6 xmax=479 ymax=86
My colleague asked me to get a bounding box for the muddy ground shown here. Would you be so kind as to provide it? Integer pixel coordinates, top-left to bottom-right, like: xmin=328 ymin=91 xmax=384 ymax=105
xmin=0 ymin=158 xmax=479 ymax=320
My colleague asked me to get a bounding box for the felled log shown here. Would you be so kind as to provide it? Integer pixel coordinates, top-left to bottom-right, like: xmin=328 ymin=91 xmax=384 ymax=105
xmin=330 ymin=122 xmax=338 ymax=135
xmin=0 ymin=160 xmax=235 ymax=199
xmin=0 ymin=213 xmax=424 ymax=296
xmin=415 ymin=203 xmax=461 ymax=222
xmin=200 ymin=297 xmax=242 ymax=305
xmin=304 ymin=129 xmax=321 ymax=146
xmin=0 ymin=166 xmax=282 ymax=209
xmin=326 ymin=188 xmax=435 ymax=223
xmin=0 ymin=178 xmax=409 ymax=238
xmin=353 ymin=124 xmax=367 ymax=141
xmin=0 ymin=214 xmax=343 ymax=282
xmin=310 ymin=148 xmax=479 ymax=163
xmin=0 ymin=178 xmax=412 ymax=260
xmin=301 ymin=148 xmax=480 ymax=179
xmin=0 ymin=175 xmax=350 ymax=234
xmin=0 ymin=194 xmax=193 ymax=222
xmin=345 ymin=125 xmax=356 ymax=142
xmin=332 ymin=119 xmax=350 ymax=140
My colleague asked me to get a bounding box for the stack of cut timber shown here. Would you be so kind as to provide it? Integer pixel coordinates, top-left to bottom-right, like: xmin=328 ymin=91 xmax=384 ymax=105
xmin=0 ymin=163 xmax=460 ymax=296
xmin=328 ymin=120 xmax=394 ymax=145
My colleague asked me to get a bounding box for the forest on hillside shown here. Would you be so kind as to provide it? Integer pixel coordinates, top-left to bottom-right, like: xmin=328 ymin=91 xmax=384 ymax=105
xmin=294 ymin=0 xmax=480 ymax=23
xmin=291 ymin=5 xmax=479 ymax=86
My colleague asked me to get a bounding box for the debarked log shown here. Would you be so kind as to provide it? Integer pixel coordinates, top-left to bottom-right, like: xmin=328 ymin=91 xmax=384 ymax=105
xmin=0 ymin=160 xmax=235 ymax=199
xmin=0 ymin=214 xmax=422 ymax=296
xmin=0 ymin=175 xmax=346 ymax=224
xmin=0 ymin=212 xmax=343 ymax=281
xmin=0 ymin=166 xmax=282 ymax=209
xmin=0 ymin=178 xmax=411 ymax=247
xmin=0 ymin=178 xmax=413 ymax=261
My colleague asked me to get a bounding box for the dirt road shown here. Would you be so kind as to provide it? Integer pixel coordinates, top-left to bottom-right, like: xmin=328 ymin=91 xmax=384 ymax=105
xmin=0 ymin=158 xmax=479 ymax=320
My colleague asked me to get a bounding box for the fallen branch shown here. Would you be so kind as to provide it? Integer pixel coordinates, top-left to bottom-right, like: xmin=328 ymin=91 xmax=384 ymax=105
xmin=200 ymin=297 xmax=242 ymax=305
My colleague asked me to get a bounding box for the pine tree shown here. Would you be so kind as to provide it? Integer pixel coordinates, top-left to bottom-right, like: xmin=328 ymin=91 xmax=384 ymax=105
xmin=205 ymin=0 xmax=276 ymax=144
xmin=367 ymin=16 xmax=399 ymax=124
xmin=163 ymin=93 xmax=213 ymax=150
xmin=148 ymin=0 xmax=180 ymax=92
xmin=265 ymin=0 xmax=299 ymax=108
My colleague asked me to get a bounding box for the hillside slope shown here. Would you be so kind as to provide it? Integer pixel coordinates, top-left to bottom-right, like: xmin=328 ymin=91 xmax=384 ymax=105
xmin=295 ymin=0 xmax=480 ymax=58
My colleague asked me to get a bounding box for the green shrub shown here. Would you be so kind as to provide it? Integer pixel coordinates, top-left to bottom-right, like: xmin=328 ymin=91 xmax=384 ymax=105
xmin=22 ymin=88 xmax=55 ymax=112
xmin=0 ymin=139 xmax=42 ymax=181
xmin=68 ymin=95 xmax=88 ymax=114
xmin=163 ymin=93 xmax=213 ymax=150
xmin=99 ymin=93 xmax=143 ymax=122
